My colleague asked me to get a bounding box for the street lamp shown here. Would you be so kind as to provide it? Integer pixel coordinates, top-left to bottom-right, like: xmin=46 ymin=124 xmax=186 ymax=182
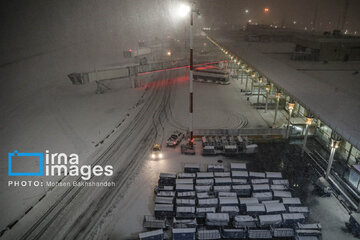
xmin=326 ymin=134 xmax=341 ymax=179
xmin=250 ymin=72 xmax=257 ymax=95
xmin=257 ymin=76 xmax=263 ymax=104
xmin=245 ymin=67 xmax=251 ymax=91
xmin=301 ymin=115 xmax=313 ymax=156
xmin=287 ymin=102 xmax=295 ymax=138
xmin=273 ymin=92 xmax=281 ymax=126
xmin=265 ymin=84 xmax=271 ymax=113
xmin=176 ymin=3 xmax=191 ymax=17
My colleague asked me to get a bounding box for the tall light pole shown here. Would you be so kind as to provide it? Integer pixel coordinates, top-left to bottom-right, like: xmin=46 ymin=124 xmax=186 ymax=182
xmin=250 ymin=71 xmax=256 ymax=95
xmin=287 ymin=102 xmax=295 ymax=138
xmin=301 ymin=116 xmax=313 ymax=157
xmin=326 ymin=133 xmax=341 ymax=179
xmin=188 ymin=3 xmax=199 ymax=147
xmin=257 ymin=76 xmax=263 ymax=104
xmin=273 ymin=92 xmax=281 ymax=126
xmin=245 ymin=67 xmax=251 ymax=91
xmin=265 ymin=84 xmax=270 ymax=113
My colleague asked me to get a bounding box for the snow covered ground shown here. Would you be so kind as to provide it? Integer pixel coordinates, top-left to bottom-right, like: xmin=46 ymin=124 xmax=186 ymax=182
xmin=0 ymin=35 xmax=144 ymax=233
xmin=85 ymin=74 xmax=269 ymax=239
xmin=1 ymin=53 xmax=269 ymax=239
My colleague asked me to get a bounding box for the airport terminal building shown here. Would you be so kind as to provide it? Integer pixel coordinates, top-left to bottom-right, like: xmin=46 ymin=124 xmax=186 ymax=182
xmin=205 ymin=27 xmax=360 ymax=206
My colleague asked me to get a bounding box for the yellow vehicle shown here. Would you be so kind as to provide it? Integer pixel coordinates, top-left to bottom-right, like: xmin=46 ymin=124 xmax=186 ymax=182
xmin=151 ymin=144 xmax=163 ymax=159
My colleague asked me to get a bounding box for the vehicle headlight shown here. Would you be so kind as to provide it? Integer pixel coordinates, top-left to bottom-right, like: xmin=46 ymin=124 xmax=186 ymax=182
xmin=159 ymin=153 xmax=163 ymax=158
xmin=151 ymin=154 xmax=155 ymax=158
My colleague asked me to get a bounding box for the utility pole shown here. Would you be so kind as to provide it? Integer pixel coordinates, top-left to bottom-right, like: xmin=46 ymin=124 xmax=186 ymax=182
xmin=188 ymin=3 xmax=199 ymax=148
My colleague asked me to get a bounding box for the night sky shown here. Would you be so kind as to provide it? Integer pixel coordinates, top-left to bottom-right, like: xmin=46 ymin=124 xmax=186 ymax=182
xmin=1 ymin=0 xmax=359 ymax=66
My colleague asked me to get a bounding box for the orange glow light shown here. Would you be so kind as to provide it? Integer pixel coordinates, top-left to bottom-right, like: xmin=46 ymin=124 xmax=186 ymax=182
xmin=264 ymin=8 xmax=269 ymax=13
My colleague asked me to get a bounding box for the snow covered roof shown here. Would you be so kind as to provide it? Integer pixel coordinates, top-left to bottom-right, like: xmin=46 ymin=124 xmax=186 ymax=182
xmin=176 ymin=184 xmax=194 ymax=191
xmin=172 ymin=228 xmax=196 ymax=234
xmin=139 ymin=229 xmax=163 ymax=238
xmin=159 ymin=173 xmax=176 ymax=179
xmin=251 ymin=178 xmax=269 ymax=184
xmin=265 ymin=203 xmax=286 ymax=213
xmin=232 ymin=171 xmax=249 ymax=178
xmin=259 ymin=214 xmax=283 ymax=225
xmin=271 ymin=184 xmax=288 ymax=190
xmin=262 ymin=200 xmax=280 ymax=204
xmin=197 ymin=229 xmax=221 ymax=239
xmin=218 ymin=191 xmax=237 ymax=197
xmin=176 ymin=206 xmax=195 ymax=213
xmin=273 ymin=179 xmax=290 ymax=185
xmin=234 ymin=215 xmax=257 ymax=222
xmin=232 ymin=178 xmax=248 ymax=184
xmin=195 ymin=185 xmax=212 ymax=192
xmin=206 ymin=213 xmax=230 ymax=221
xmin=252 ymin=184 xmax=270 ymax=191
xmin=198 ymin=198 xmax=219 ymax=205
xmin=214 ymin=185 xmax=231 ymax=192
xmin=246 ymin=203 xmax=266 ymax=212
xmin=219 ymin=197 xmax=239 ymax=205
xmin=230 ymin=163 xmax=247 ymax=170
xmin=288 ymin=206 xmax=310 ymax=213
xmin=177 ymin=191 xmax=195 ymax=198
xmin=232 ymin=184 xmax=251 ymax=190
xmin=176 ymin=178 xmax=193 ymax=185
xmin=178 ymin=172 xmax=196 ymax=178
xmin=282 ymin=213 xmax=305 ymax=220
xmin=239 ymin=197 xmax=259 ymax=205
xmin=197 ymin=172 xmax=214 ymax=178
xmin=155 ymin=196 xmax=174 ymax=204
xmin=266 ymin=172 xmax=282 ymax=179
xmin=215 ymin=178 xmax=232 ymax=184
xmin=154 ymin=204 xmax=173 ymax=211
xmin=282 ymin=197 xmax=302 ymax=205
xmin=196 ymin=207 xmax=216 ymax=213
xmin=176 ymin=198 xmax=195 ymax=205
xmin=273 ymin=191 xmax=292 ymax=198
xmin=249 ymin=172 xmax=266 ymax=178
xmin=248 ymin=229 xmax=272 ymax=239
xmin=196 ymin=178 xmax=214 ymax=185
xmin=207 ymin=31 xmax=360 ymax=150
xmin=297 ymin=222 xmax=322 ymax=230
xmin=157 ymin=191 xmax=175 ymax=197
xmin=221 ymin=206 xmax=240 ymax=212
xmin=214 ymin=172 xmax=231 ymax=177
xmin=252 ymin=191 xmax=273 ymax=201
xmin=197 ymin=192 xmax=212 ymax=199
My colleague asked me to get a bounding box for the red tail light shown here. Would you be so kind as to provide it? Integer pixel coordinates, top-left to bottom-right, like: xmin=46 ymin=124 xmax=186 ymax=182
xmin=173 ymin=141 xmax=176 ymax=145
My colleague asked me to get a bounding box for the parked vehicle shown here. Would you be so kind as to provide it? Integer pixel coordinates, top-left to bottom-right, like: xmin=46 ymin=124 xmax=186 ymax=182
xmin=166 ymin=131 xmax=184 ymax=147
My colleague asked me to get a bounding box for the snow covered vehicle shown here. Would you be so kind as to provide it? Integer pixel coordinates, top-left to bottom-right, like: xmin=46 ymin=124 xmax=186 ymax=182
xmin=151 ymin=144 xmax=163 ymax=159
xmin=166 ymin=131 xmax=184 ymax=147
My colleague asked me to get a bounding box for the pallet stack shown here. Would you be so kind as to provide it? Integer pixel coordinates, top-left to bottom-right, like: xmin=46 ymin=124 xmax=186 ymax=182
xmin=139 ymin=162 xmax=321 ymax=240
